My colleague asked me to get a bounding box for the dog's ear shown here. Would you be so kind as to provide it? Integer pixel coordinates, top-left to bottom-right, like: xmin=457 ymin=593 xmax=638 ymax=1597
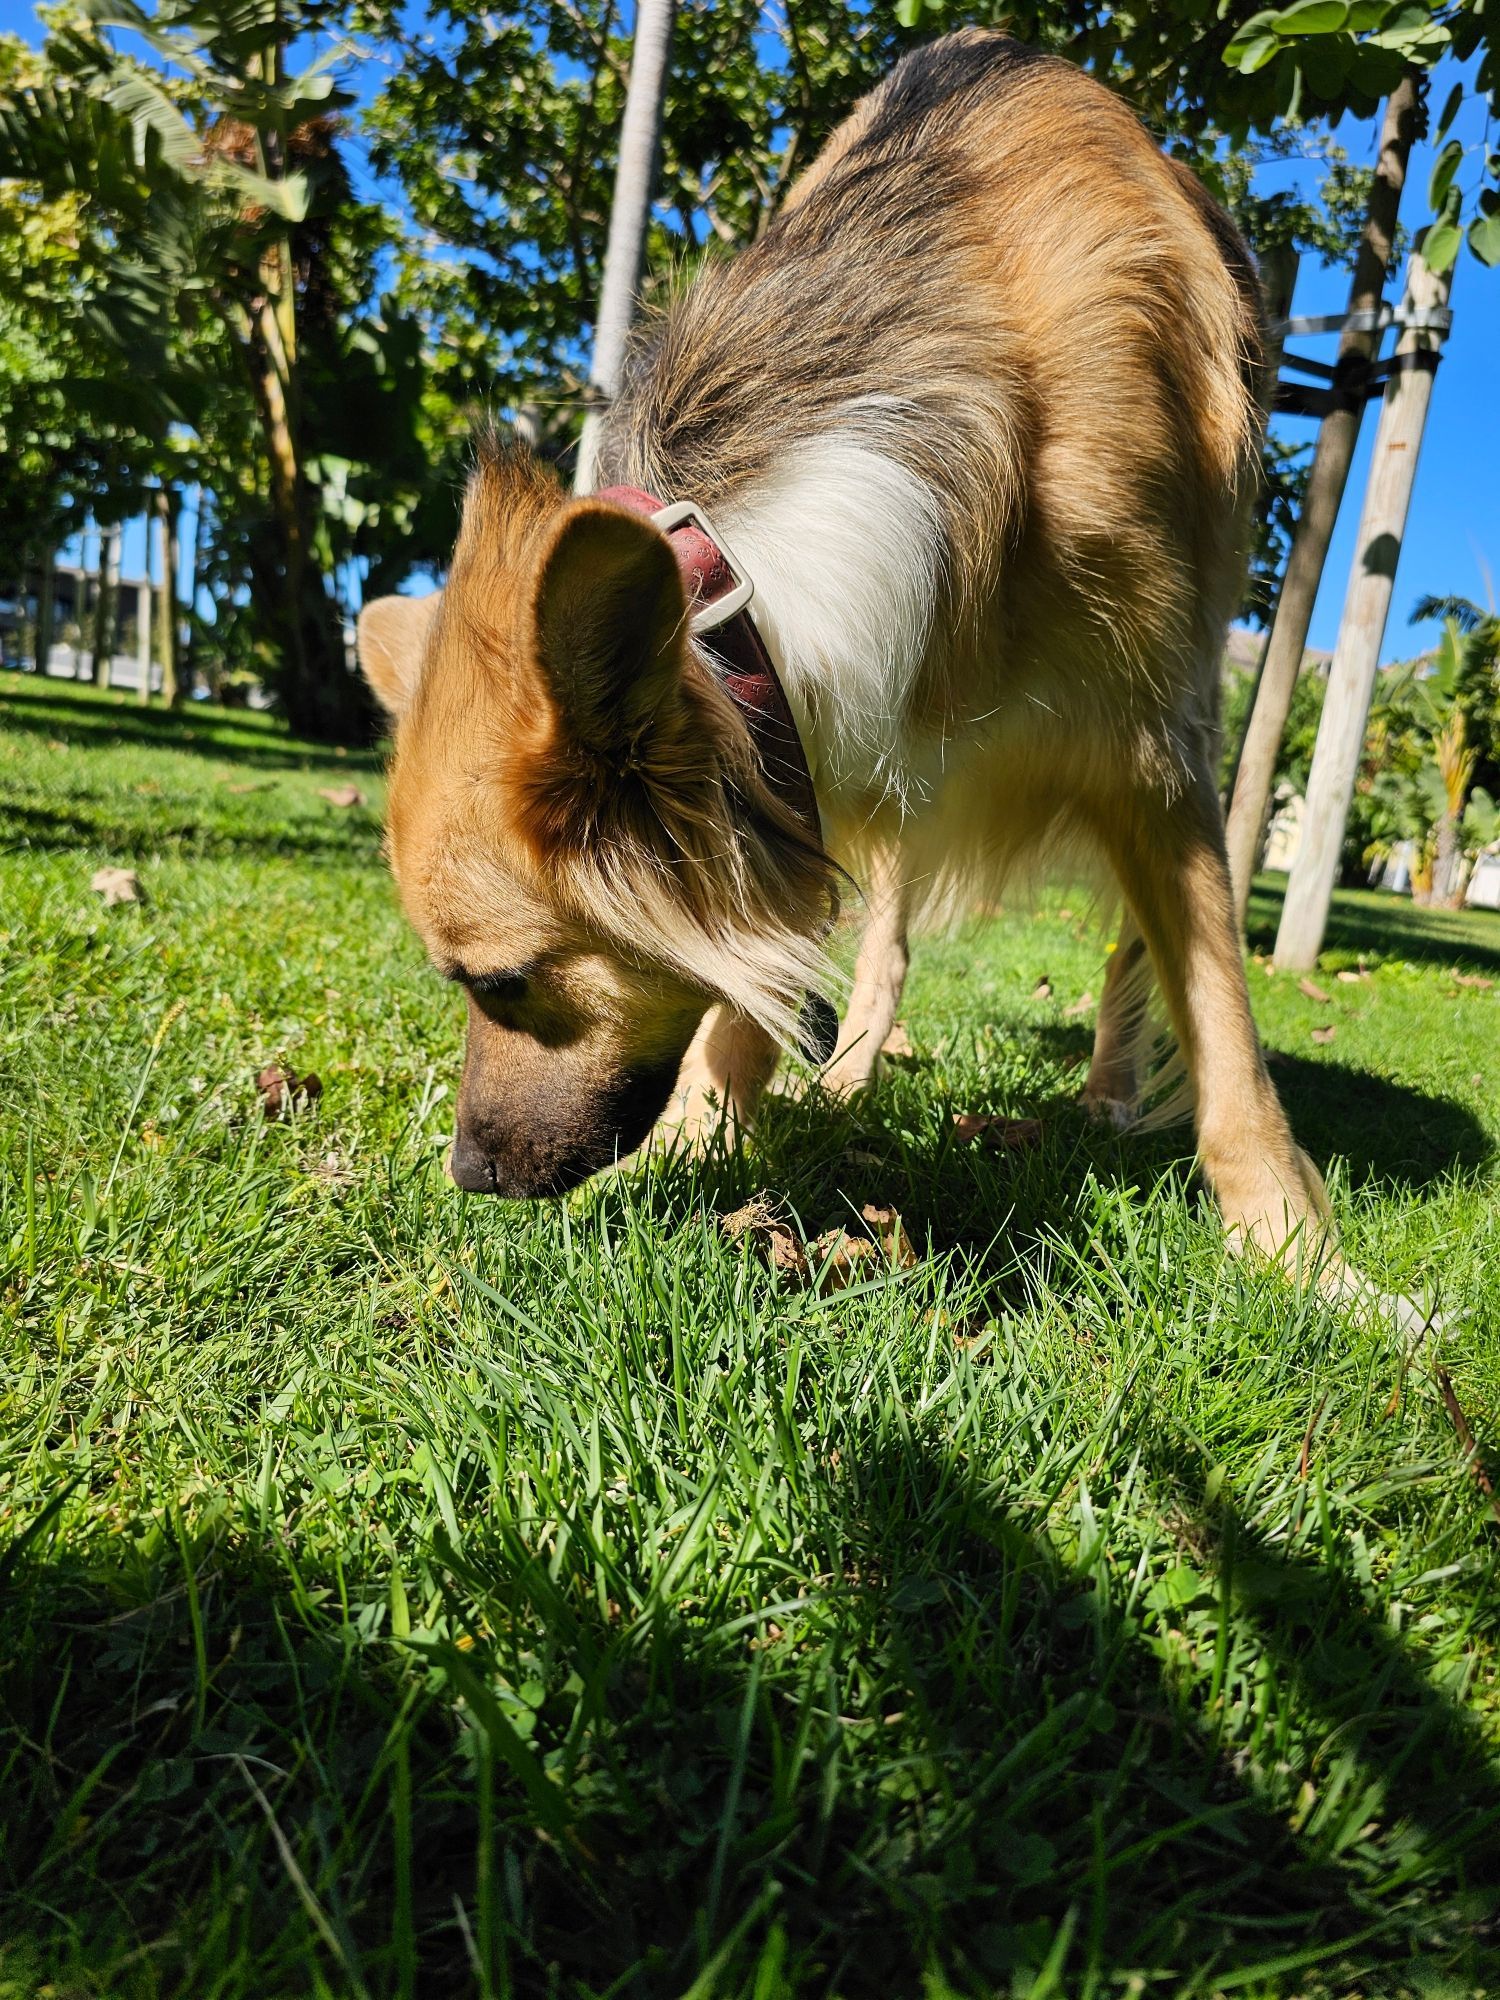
xmin=357 ymin=592 xmax=442 ymax=718
xmin=528 ymin=502 xmax=687 ymax=751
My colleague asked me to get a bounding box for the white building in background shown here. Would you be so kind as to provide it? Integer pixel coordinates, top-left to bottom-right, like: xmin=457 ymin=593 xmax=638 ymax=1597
xmin=1468 ymin=852 xmax=1500 ymax=911
xmin=0 ymin=562 xmax=165 ymax=693
xmin=1261 ymin=785 xmax=1305 ymax=874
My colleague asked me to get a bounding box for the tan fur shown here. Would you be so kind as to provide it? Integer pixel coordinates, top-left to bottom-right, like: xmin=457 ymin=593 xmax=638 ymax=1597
xmin=359 ymin=32 xmax=1329 ymax=1256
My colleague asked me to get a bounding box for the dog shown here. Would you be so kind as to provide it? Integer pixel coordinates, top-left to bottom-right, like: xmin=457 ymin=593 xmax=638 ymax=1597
xmin=356 ymin=28 xmax=1329 ymax=1259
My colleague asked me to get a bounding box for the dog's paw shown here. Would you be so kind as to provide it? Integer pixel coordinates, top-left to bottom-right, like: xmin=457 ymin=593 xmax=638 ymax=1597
xmin=817 ymin=1049 xmax=881 ymax=1101
xmin=648 ymin=1084 xmax=740 ymax=1162
xmin=1081 ymin=1088 xmax=1138 ymax=1133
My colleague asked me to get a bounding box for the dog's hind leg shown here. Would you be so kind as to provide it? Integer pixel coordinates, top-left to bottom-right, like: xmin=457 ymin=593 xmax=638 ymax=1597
xmin=1092 ymin=753 xmax=1330 ymax=1261
xmin=1082 ymin=917 xmax=1150 ymax=1128
xmin=822 ymin=842 xmax=911 ymax=1098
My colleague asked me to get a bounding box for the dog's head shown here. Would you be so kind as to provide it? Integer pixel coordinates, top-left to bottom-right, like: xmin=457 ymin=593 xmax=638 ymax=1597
xmin=358 ymin=443 xmax=834 ymax=1197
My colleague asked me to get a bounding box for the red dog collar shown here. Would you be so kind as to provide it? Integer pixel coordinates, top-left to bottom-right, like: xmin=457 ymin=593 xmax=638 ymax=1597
xmin=596 ymin=485 xmax=838 ymax=1063
xmin=595 ymin=485 xmax=822 ymax=848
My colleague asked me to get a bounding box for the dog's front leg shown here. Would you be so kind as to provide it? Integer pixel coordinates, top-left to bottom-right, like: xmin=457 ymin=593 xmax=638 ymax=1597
xmin=658 ymin=1005 xmax=780 ymax=1155
xmin=822 ymin=844 xmax=911 ymax=1098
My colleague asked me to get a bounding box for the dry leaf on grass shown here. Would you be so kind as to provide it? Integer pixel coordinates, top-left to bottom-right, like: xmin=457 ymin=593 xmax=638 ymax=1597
xmin=1063 ymin=990 xmax=1094 ymax=1019
xmin=1336 ymin=969 xmax=1368 ymax=984
xmin=809 ymin=1213 xmax=917 ymax=1289
xmin=719 ymin=1195 xmax=808 ymax=1279
xmin=809 ymin=1229 xmax=879 ymax=1289
xmin=953 ymin=1112 xmax=1044 ymax=1152
xmin=1030 ymin=978 xmax=1053 ymax=1002
xmin=1310 ymin=1025 xmax=1337 ymax=1046
xmin=318 ymin=785 xmax=364 ymax=808
xmin=951 ymin=1329 xmax=997 ymax=1361
xmin=1452 ymin=972 xmax=1494 ymax=991
xmin=881 ymin=1022 xmax=915 ymax=1059
xmin=859 ymin=1202 xmax=918 ymax=1269
xmin=721 ymin=1194 xmax=918 ymax=1289
xmin=90 ymin=866 xmax=141 ymax=906
xmin=256 ymin=1062 xmax=324 ymax=1120
xmin=1298 ymin=978 xmax=1332 ymax=1004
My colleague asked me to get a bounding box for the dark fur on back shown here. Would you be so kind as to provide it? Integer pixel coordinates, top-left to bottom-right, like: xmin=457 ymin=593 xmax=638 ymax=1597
xmin=599 ymin=31 xmax=1264 ymax=645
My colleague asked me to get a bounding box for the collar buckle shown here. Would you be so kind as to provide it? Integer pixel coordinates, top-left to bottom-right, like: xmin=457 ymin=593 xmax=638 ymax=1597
xmin=649 ymin=500 xmax=756 ymax=634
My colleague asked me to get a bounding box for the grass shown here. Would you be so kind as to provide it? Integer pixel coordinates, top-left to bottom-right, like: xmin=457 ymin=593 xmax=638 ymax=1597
xmin=2 ymin=673 xmax=1498 ymax=2000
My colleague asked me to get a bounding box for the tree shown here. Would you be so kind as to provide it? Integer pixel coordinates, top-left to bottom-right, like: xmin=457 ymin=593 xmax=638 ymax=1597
xmin=575 ymin=0 xmax=676 ymax=492
xmin=0 ymin=0 xmax=379 ymax=736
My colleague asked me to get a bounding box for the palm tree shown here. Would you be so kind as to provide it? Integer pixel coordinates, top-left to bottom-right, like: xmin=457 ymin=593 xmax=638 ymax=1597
xmin=1404 ymin=600 xmax=1500 ymax=905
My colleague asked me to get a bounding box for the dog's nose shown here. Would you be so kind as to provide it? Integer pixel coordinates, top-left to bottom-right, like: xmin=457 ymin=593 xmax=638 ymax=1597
xmin=447 ymin=1128 xmax=596 ymax=1198
xmin=447 ymin=1133 xmax=498 ymax=1192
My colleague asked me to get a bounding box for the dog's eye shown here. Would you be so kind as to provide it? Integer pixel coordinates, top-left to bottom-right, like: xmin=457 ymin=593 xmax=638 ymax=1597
xmin=466 ymin=969 xmax=529 ymax=1003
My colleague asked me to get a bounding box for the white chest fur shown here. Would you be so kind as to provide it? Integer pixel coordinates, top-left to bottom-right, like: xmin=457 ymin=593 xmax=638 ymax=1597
xmin=716 ymin=423 xmax=946 ymax=814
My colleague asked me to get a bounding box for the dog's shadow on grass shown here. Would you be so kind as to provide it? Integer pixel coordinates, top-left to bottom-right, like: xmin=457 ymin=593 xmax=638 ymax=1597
xmin=1021 ymin=1021 xmax=1494 ymax=1195
xmin=634 ymin=1023 xmax=1490 ymax=1302
xmin=5 ymin=1417 xmax=1499 ymax=1993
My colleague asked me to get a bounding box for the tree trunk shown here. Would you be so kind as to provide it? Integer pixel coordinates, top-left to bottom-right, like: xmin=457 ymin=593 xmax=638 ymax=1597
xmin=1221 ymin=246 xmax=1299 ymax=805
xmin=574 ymin=0 xmax=678 ymax=494
xmin=152 ymin=485 xmax=182 ymax=708
xmin=1273 ymin=235 xmax=1453 ymax=970
xmin=236 ymin=48 xmax=369 ymax=743
xmin=135 ymin=579 xmax=152 ymax=698
xmin=1431 ymin=811 xmax=1464 ymax=907
xmin=183 ymin=488 xmax=203 ymax=697
xmin=34 ymin=545 xmax=55 ymax=676
xmin=246 ymin=293 xmax=365 ymax=740
xmin=1224 ymin=71 xmax=1421 ymax=923
xmin=93 ymin=526 xmax=122 ymax=691
xmin=79 ymin=521 xmax=98 ymax=681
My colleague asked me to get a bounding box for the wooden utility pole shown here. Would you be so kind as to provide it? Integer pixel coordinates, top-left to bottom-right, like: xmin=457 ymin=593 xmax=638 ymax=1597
xmin=573 ymin=0 xmax=677 ymax=495
xmin=1224 ymin=71 xmax=1421 ymax=922
xmin=1274 ymin=237 xmax=1453 ymax=971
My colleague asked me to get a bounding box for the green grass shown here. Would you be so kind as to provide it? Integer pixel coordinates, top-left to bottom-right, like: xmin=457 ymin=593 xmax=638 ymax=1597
xmin=2 ymin=674 xmax=1499 ymax=2000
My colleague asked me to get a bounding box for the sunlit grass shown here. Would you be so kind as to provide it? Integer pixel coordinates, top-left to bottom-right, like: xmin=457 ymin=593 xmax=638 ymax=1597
xmin=2 ymin=675 xmax=1498 ymax=1998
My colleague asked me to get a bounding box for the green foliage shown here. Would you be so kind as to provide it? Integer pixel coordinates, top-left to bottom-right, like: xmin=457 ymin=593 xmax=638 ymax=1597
xmin=0 ymin=0 xmax=480 ymax=733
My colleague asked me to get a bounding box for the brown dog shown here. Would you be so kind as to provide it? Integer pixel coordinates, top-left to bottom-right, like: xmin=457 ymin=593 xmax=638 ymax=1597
xmin=357 ymin=29 xmax=1327 ymax=1256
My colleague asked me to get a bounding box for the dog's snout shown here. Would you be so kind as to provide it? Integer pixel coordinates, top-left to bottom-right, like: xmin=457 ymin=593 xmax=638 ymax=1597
xmin=447 ymin=1129 xmax=592 ymax=1199
xmin=447 ymin=1133 xmax=498 ymax=1193
xmin=449 ymin=1056 xmax=681 ymax=1199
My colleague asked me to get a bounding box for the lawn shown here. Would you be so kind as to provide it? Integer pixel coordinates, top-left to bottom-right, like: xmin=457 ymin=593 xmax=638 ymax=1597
xmin=2 ymin=675 xmax=1498 ymax=2000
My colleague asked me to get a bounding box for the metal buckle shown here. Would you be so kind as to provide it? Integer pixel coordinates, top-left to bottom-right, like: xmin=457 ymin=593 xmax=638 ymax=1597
xmin=649 ymin=500 xmax=755 ymax=634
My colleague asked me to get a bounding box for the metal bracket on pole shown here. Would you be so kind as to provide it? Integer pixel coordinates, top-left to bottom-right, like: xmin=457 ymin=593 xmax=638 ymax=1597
xmin=1269 ymin=303 xmax=1454 ymax=340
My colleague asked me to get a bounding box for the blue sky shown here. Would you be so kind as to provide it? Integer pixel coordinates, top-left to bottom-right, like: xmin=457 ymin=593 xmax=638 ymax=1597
xmin=4 ymin=0 xmax=1495 ymax=653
